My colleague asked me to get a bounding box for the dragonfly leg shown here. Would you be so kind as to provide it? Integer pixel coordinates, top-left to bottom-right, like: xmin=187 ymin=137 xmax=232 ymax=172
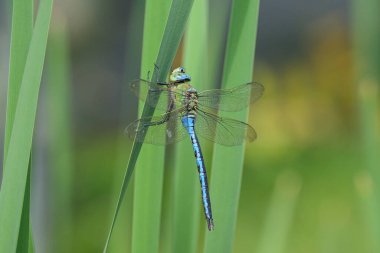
xmin=142 ymin=116 xmax=169 ymax=127
xmin=140 ymin=93 xmax=177 ymax=129
xmin=146 ymin=70 xmax=151 ymax=80
xmin=157 ymin=82 xmax=170 ymax=86
xmin=142 ymin=105 xmax=173 ymax=127
xmin=153 ymin=63 xmax=168 ymax=86
xmin=154 ymin=62 xmax=160 ymax=73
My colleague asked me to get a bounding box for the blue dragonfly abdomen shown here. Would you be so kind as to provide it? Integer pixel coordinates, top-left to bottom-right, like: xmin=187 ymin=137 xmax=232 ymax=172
xmin=181 ymin=114 xmax=214 ymax=230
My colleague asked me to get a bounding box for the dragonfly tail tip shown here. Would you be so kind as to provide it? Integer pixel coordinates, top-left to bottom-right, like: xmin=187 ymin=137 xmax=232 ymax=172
xmin=207 ymin=219 xmax=214 ymax=231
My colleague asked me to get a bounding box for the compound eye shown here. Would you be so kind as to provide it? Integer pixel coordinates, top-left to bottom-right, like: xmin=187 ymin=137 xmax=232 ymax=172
xmin=179 ymin=67 xmax=185 ymax=73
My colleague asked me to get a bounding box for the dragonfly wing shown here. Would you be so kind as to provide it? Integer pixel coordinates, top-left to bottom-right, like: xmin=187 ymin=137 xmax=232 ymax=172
xmin=197 ymin=82 xmax=264 ymax=112
xmin=125 ymin=108 xmax=187 ymax=145
xmin=129 ymin=79 xmax=182 ymax=111
xmin=195 ymin=109 xmax=257 ymax=146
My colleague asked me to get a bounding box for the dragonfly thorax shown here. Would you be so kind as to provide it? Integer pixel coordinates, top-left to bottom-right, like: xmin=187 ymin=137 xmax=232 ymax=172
xmin=183 ymin=88 xmax=199 ymax=111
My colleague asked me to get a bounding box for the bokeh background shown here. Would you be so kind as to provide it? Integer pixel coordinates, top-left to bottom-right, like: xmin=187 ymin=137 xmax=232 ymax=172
xmin=1 ymin=0 xmax=379 ymax=252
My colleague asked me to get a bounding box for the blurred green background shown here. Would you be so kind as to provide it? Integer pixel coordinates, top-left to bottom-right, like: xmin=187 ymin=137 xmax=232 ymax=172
xmin=0 ymin=0 xmax=379 ymax=252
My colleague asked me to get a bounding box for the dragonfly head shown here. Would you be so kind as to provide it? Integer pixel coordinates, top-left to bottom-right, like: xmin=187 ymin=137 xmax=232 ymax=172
xmin=170 ymin=66 xmax=191 ymax=83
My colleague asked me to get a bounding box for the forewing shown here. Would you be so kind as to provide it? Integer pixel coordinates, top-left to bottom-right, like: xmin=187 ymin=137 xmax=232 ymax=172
xmin=195 ymin=109 xmax=257 ymax=146
xmin=125 ymin=108 xmax=187 ymax=145
xmin=197 ymin=82 xmax=264 ymax=112
xmin=129 ymin=79 xmax=182 ymax=111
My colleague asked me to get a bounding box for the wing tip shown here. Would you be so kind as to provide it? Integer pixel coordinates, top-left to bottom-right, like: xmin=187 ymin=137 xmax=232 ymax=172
xmin=246 ymin=125 xmax=258 ymax=143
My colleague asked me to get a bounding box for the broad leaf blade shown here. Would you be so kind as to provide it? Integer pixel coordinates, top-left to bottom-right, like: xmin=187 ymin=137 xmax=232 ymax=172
xmin=172 ymin=0 xmax=209 ymax=251
xmin=102 ymin=0 xmax=194 ymax=252
xmin=3 ymin=0 xmax=34 ymax=252
xmin=204 ymin=0 xmax=261 ymax=252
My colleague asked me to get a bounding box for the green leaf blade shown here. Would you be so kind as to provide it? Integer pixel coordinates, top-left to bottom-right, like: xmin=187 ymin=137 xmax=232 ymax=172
xmin=46 ymin=16 xmax=74 ymax=252
xmin=352 ymin=0 xmax=380 ymax=250
xmin=172 ymin=0 xmax=209 ymax=251
xmin=204 ymin=0 xmax=261 ymax=252
xmin=4 ymin=0 xmax=34 ymax=252
xmin=3 ymin=0 xmax=33 ymax=159
xmin=102 ymin=0 xmax=194 ymax=252
xmin=0 ymin=0 xmax=54 ymax=251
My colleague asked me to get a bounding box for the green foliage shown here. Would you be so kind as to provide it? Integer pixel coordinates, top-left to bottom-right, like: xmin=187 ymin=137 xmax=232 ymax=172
xmin=16 ymin=164 xmax=32 ymax=253
xmin=4 ymin=0 xmax=33 ymax=156
xmin=352 ymin=0 xmax=380 ymax=250
xmin=131 ymin=0 xmax=171 ymax=252
xmin=256 ymin=171 xmax=301 ymax=253
xmin=103 ymin=0 xmax=194 ymax=252
xmin=0 ymin=0 xmax=54 ymax=251
xmin=2 ymin=0 xmax=380 ymax=252
xmin=46 ymin=16 xmax=73 ymax=252
xmin=204 ymin=0 xmax=260 ymax=252
xmin=171 ymin=0 xmax=208 ymax=252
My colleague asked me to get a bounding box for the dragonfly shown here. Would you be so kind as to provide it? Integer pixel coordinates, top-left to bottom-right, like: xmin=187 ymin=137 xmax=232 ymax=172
xmin=126 ymin=67 xmax=264 ymax=231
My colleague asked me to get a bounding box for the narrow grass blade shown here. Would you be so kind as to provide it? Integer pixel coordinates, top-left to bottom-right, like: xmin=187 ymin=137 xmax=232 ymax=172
xmin=256 ymin=171 xmax=302 ymax=253
xmin=352 ymin=0 xmax=380 ymax=184
xmin=203 ymin=0 xmax=260 ymax=252
xmin=3 ymin=0 xmax=34 ymax=252
xmin=46 ymin=15 xmax=73 ymax=252
xmin=356 ymin=81 xmax=380 ymax=251
xmin=208 ymin=0 xmax=232 ymax=87
xmin=102 ymin=0 xmax=194 ymax=252
xmin=108 ymin=1 xmax=145 ymax=251
xmin=354 ymin=171 xmax=380 ymax=251
xmin=172 ymin=0 xmax=208 ymax=252
xmin=0 ymin=0 xmax=54 ymax=251
xmin=16 ymin=160 xmax=31 ymax=253
xmin=352 ymin=0 xmax=380 ymax=250
xmin=28 ymin=228 xmax=34 ymax=253
xmin=3 ymin=0 xmax=33 ymax=159
xmin=131 ymin=0 xmax=171 ymax=251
